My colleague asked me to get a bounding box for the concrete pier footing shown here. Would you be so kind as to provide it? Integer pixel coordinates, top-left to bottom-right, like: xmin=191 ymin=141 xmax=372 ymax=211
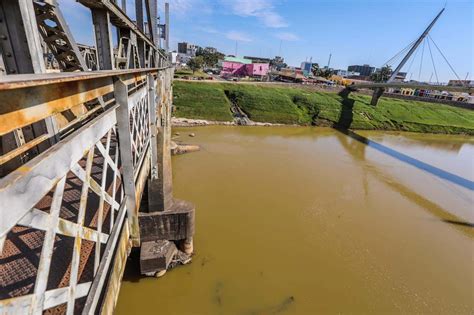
xmin=137 ymin=68 xmax=196 ymax=277
xmin=138 ymin=199 xmax=195 ymax=276
xmin=140 ymin=240 xmax=178 ymax=276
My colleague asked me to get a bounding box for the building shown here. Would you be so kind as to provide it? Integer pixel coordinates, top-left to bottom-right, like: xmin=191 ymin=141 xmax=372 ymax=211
xmin=204 ymin=47 xmax=217 ymax=54
xmin=219 ymin=56 xmax=269 ymax=78
xmin=300 ymin=62 xmax=313 ymax=76
xmin=347 ymin=64 xmax=376 ymax=77
xmin=177 ymin=42 xmax=198 ymax=56
xmin=177 ymin=42 xmax=187 ymax=54
xmin=245 ymin=56 xmax=272 ymax=64
xmin=219 ymin=56 xmax=252 ymax=77
xmin=177 ymin=53 xmax=192 ymax=65
xmin=170 ymin=52 xmax=178 ymax=64
xmin=448 ymin=80 xmax=474 ymax=87
xmin=246 ymin=63 xmax=270 ymax=76
xmin=393 ymin=71 xmax=407 ymax=82
xmin=335 ymin=69 xmax=360 ymax=77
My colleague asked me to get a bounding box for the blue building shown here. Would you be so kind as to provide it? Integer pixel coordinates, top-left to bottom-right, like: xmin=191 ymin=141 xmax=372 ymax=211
xmin=300 ymin=61 xmax=313 ymax=76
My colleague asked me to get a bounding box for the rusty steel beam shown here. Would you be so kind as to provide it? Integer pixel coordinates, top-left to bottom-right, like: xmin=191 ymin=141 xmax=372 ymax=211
xmin=78 ymin=0 xmax=163 ymax=56
xmin=0 ymin=68 xmax=163 ymax=90
xmin=0 ymin=72 xmax=155 ymax=137
xmin=0 ymin=76 xmax=114 ymax=135
xmin=0 ymin=65 xmax=175 ymax=314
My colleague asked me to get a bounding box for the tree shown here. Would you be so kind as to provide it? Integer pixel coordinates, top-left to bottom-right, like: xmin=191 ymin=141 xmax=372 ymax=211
xmin=187 ymin=56 xmax=204 ymax=73
xmin=202 ymin=52 xmax=222 ymax=68
xmin=311 ymin=63 xmax=332 ymax=78
xmin=270 ymin=56 xmax=286 ymax=70
xmin=195 ymin=48 xmax=224 ymax=68
xmin=310 ymin=63 xmax=320 ymax=76
xmin=320 ymin=68 xmax=333 ymax=79
xmin=371 ymin=65 xmax=392 ymax=82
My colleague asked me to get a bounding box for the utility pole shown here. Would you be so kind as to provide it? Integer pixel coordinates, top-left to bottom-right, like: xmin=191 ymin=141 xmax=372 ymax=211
xmin=165 ymin=2 xmax=170 ymax=52
xmin=327 ymin=53 xmax=332 ymax=68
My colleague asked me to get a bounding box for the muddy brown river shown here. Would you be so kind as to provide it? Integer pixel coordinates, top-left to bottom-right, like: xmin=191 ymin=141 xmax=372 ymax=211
xmin=116 ymin=126 xmax=473 ymax=314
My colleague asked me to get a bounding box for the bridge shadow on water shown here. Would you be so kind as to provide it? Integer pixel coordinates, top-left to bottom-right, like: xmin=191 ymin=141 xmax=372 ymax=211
xmin=333 ymin=89 xmax=474 ymax=232
xmin=335 ymin=89 xmax=474 ymax=192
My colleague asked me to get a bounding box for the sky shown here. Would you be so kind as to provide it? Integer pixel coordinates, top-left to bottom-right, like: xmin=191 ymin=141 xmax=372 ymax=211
xmin=61 ymin=0 xmax=473 ymax=82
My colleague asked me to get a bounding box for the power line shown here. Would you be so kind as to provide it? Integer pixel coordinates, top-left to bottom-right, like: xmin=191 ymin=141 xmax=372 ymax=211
xmin=426 ymin=37 xmax=439 ymax=84
xmin=406 ymin=41 xmax=421 ymax=78
xmin=383 ymin=38 xmax=417 ymax=67
xmin=418 ymin=38 xmax=426 ymax=80
xmin=428 ymin=34 xmax=462 ymax=81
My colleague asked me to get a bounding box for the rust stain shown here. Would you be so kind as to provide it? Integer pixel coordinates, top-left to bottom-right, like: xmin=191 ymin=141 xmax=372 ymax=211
xmin=0 ymin=80 xmax=114 ymax=135
xmin=17 ymin=165 xmax=31 ymax=173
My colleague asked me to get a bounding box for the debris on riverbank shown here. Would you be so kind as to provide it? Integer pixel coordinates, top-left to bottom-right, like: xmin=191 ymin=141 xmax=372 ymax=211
xmin=172 ymin=117 xmax=284 ymax=127
xmin=171 ymin=140 xmax=200 ymax=155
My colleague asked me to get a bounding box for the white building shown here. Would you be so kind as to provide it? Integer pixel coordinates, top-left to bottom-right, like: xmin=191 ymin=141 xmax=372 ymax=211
xmin=335 ymin=70 xmax=360 ymax=77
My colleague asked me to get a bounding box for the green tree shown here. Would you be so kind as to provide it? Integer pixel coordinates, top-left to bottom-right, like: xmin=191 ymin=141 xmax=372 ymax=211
xmin=187 ymin=56 xmax=204 ymax=73
xmin=195 ymin=48 xmax=225 ymax=68
xmin=270 ymin=57 xmax=287 ymax=70
xmin=371 ymin=65 xmax=392 ymax=82
xmin=311 ymin=64 xmax=332 ymax=78
xmin=310 ymin=63 xmax=321 ymax=76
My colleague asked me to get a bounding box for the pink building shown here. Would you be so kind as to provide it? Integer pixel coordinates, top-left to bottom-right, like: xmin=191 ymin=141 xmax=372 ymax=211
xmin=246 ymin=63 xmax=269 ymax=76
xmin=221 ymin=61 xmax=247 ymax=77
xmin=220 ymin=57 xmax=269 ymax=78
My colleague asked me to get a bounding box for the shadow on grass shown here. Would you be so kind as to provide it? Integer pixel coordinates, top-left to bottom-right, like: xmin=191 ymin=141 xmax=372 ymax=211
xmin=336 ymin=88 xmax=355 ymax=129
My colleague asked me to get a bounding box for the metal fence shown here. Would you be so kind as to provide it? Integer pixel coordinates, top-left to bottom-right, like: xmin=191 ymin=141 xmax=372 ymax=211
xmin=0 ymin=67 xmax=173 ymax=314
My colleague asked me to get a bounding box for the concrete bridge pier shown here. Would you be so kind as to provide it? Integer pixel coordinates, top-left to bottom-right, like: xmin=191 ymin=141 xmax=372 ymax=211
xmin=370 ymin=87 xmax=385 ymax=106
xmin=139 ymin=68 xmax=195 ymax=276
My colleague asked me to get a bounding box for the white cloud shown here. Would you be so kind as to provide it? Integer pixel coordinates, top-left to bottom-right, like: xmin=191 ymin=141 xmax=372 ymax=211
xmin=170 ymin=0 xmax=213 ymax=17
xmin=226 ymin=0 xmax=288 ymax=28
xmin=226 ymin=31 xmax=253 ymax=42
xmin=172 ymin=0 xmax=194 ymax=12
xmin=260 ymin=11 xmax=288 ymax=28
xmin=196 ymin=26 xmax=220 ymax=34
xmin=275 ymin=32 xmax=299 ymax=41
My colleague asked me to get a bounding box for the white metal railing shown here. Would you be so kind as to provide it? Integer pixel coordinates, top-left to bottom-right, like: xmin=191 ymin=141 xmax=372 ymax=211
xmin=0 ymin=67 xmax=173 ymax=314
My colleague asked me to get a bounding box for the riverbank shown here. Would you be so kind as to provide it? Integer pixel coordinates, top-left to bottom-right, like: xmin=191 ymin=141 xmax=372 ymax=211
xmin=173 ymin=81 xmax=474 ymax=135
xmin=172 ymin=117 xmax=285 ymax=127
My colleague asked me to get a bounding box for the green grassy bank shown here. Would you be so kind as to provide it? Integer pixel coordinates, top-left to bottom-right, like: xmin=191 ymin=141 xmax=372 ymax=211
xmin=173 ymin=81 xmax=474 ymax=134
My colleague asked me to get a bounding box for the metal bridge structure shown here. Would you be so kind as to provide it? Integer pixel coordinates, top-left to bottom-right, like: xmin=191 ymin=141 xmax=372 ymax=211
xmin=349 ymin=7 xmax=471 ymax=105
xmin=350 ymin=82 xmax=473 ymax=94
xmin=0 ymin=1 xmax=194 ymax=314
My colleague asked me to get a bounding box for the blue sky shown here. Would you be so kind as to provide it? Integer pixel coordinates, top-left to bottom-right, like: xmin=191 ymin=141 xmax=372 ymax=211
xmin=62 ymin=0 xmax=473 ymax=82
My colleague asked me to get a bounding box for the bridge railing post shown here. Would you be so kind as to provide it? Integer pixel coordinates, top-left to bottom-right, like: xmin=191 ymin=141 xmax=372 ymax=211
xmin=147 ymin=73 xmax=158 ymax=180
xmin=114 ymin=77 xmax=140 ymax=244
xmin=147 ymin=69 xmax=173 ymax=211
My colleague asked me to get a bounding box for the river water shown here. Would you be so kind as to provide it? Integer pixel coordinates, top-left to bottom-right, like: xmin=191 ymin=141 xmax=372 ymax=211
xmin=116 ymin=126 xmax=473 ymax=314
